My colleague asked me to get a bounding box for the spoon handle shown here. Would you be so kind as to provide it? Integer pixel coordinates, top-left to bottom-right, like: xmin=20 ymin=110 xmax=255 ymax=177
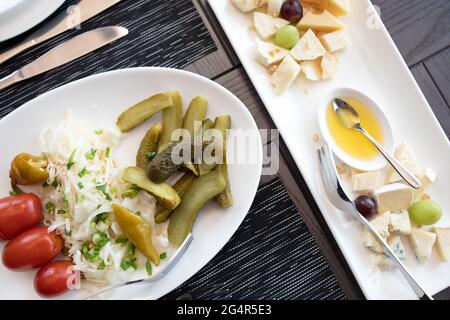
xmin=358 ymin=127 xmax=421 ymax=189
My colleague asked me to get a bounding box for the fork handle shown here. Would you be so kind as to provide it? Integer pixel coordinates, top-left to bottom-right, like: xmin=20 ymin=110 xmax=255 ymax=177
xmin=357 ymin=127 xmax=421 ymax=189
xmin=358 ymin=213 xmax=433 ymax=300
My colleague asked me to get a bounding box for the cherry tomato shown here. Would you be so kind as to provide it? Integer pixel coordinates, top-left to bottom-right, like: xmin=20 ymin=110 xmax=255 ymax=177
xmin=0 ymin=194 xmax=42 ymax=240
xmin=2 ymin=227 xmax=63 ymax=270
xmin=35 ymin=261 xmax=77 ymax=297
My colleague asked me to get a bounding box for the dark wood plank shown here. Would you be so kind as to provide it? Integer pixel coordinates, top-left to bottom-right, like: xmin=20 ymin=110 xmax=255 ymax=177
xmin=411 ymin=63 xmax=450 ymax=138
xmin=424 ymin=48 xmax=450 ymax=108
xmin=371 ymin=0 xmax=450 ymax=66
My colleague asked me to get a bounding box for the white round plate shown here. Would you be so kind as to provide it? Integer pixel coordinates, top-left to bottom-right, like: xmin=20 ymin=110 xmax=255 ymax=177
xmin=0 ymin=67 xmax=263 ymax=299
xmin=0 ymin=0 xmax=65 ymax=42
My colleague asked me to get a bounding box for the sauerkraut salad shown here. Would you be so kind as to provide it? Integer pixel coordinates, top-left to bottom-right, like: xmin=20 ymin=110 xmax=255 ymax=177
xmin=36 ymin=110 xmax=174 ymax=288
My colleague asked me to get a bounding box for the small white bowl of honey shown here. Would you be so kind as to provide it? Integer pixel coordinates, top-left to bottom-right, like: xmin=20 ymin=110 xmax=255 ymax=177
xmin=318 ymin=87 xmax=395 ymax=171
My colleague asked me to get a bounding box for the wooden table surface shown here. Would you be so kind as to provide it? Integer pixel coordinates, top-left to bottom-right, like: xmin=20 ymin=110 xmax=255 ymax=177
xmin=187 ymin=0 xmax=450 ymax=300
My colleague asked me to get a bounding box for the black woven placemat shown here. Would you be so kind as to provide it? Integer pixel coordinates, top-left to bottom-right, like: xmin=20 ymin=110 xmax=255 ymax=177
xmin=0 ymin=0 xmax=216 ymax=118
xmin=163 ymin=178 xmax=347 ymax=300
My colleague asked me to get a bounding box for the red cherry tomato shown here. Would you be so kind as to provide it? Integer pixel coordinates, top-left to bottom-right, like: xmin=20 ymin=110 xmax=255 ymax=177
xmin=0 ymin=194 xmax=42 ymax=240
xmin=35 ymin=261 xmax=77 ymax=297
xmin=2 ymin=227 xmax=63 ymax=270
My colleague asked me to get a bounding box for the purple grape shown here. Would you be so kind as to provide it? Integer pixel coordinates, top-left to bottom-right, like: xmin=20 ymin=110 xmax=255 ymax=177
xmin=280 ymin=0 xmax=303 ymax=24
xmin=354 ymin=195 xmax=378 ymax=219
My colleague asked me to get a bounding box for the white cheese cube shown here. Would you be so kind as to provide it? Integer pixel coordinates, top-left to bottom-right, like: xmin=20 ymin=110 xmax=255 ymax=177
xmin=413 ymin=167 xmax=437 ymax=200
xmin=255 ymin=39 xmax=289 ymax=67
xmin=389 ymin=210 xmax=411 ymax=235
xmin=388 ymin=235 xmax=407 ymax=260
xmin=300 ymin=58 xmax=322 ymax=81
xmin=363 ymin=212 xmax=391 ymax=253
xmin=230 ymin=0 xmax=268 ymax=12
xmin=297 ymin=10 xmax=345 ymax=32
xmin=290 ymin=29 xmax=326 ymax=61
xmin=352 ymin=171 xmax=384 ymax=193
xmin=274 ymin=18 xmax=290 ymax=29
xmin=371 ymin=253 xmax=393 ymax=271
xmin=321 ymin=52 xmax=339 ymax=80
xmin=386 ymin=143 xmax=421 ymax=184
xmin=374 ymin=183 xmax=414 ymax=213
xmin=270 ymin=55 xmax=301 ymax=94
xmin=409 ymin=228 xmax=436 ymax=263
xmin=320 ymin=30 xmax=349 ymax=52
xmin=433 ymin=227 xmax=450 ymax=261
xmin=268 ymin=0 xmax=284 ymax=17
xmin=254 ymin=12 xmax=277 ymax=40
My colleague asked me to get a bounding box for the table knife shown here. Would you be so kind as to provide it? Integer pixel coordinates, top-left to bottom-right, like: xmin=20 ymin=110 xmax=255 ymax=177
xmin=0 ymin=26 xmax=128 ymax=91
xmin=0 ymin=0 xmax=122 ymax=65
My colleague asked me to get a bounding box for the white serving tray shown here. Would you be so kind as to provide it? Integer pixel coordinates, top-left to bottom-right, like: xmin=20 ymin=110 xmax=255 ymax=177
xmin=208 ymin=0 xmax=450 ymax=300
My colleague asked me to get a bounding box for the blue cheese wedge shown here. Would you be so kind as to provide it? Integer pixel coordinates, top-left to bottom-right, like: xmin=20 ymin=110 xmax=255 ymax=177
xmin=255 ymin=39 xmax=289 ymax=67
xmin=409 ymin=228 xmax=436 ymax=263
xmin=230 ymin=0 xmax=268 ymax=12
xmin=371 ymin=253 xmax=393 ymax=271
xmin=270 ymin=55 xmax=301 ymax=94
xmin=388 ymin=235 xmax=407 ymax=260
xmin=386 ymin=143 xmax=421 ymax=184
xmin=389 ymin=210 xmax=411 ymax=235
xmin=254 ymin=12 xmax=277 ymax=40
xmin=320 ymin=30 xmax=349 ymax=52
xmin=290 ymin=29 xmax=326 ymax=61
xmin=268 ymin=0 xmax=284 ymax=17
xmin=363 ymin=212 xmax=391 ymax=253
xmin=413 ymin=167 xmax=436 ymax=200
xmin=433 ymin=227 xmax=450 ymax=261
xmin=373 ymin=183 xmax=414 ymax=213
xmin=352 ymin=171 xmax=384 ymax=193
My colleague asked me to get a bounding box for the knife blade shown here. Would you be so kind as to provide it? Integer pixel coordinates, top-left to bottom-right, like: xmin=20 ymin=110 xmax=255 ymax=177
xmin=0 ymin=26 xmax=128 ymax=91
xmin=0 ymin=0 xmax=122 ymax=65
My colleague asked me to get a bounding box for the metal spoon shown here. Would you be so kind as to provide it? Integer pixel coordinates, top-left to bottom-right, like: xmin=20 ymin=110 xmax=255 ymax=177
xmin=332 ymin=98 xmax=421 ymax=189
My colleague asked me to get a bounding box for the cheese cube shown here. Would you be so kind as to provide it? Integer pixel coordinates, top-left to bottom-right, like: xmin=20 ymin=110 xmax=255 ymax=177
xmin=374 ymin=183 xmax=414 ymax=213
xmin=255 ymin=39 xmax=289 ymax=67
xmin=290 ymin=29 xmax=326 ymax=61
xmin=413 ymin=167 xmax=436 ymax=200
xmin=409 ymin=228 xmax=436 ymax=263
xmin=433 ymin=227 xmax=450 ymax=261
xmin=254 ymin=12 xmax=277 ymax=40
xmin=268 ymin=0 xmax=284 ymax=17
xmin=321 ymin=52 xmax=339 ymax=79
xmin=388 ymin=235 xmax=407 ymax=260
xmin=363 ymin=212 xmax=391 ymax=253
xmin=371 ymin=253 xmax=393 ymax=271
xmin=270 ymin=55 xmax=301 ymax=94
xmin=386 ymin=143 xmax=421 ymax=184
xmin=352 ymin=170 xmax=384 ymax=192
xmin=274 ymin=18 xmax=290 ymax=29
xmin=300 ymin=59 xmax=322 ymax=81
xmin=389 ymin=210 xmax=411 ymax=235
xmin=320 ymin=30 xmax=348 ymax=52
xmin=230 ymin=0 xmax=268 ymax=12
xmin=297 ymin=10 xmax=345 ymax=33
xmin=302 ymin=0 xmax=350 ymax=17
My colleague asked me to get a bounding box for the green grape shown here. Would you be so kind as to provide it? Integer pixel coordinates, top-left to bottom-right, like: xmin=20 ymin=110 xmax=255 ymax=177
xmin=275 ymin=25 xmax=299 ymax=50
xmin=408 ymin=200 xmax=442 ymax=225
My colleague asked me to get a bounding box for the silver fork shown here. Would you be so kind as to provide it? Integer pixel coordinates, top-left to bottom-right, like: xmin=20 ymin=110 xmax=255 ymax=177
xmin=317 ymin=144 xmax=433 ymax=300
xmin=83 ymin=233 xmax=194 ymax=300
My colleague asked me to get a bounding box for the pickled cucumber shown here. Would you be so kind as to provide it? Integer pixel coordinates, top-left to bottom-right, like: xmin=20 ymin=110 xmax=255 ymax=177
xmin=122 ymin=167 xmax=180 ymax=209
xmin=116 ymin=93 xmax=173 ymax=132
xmin=158 ymin=91 xmax=183 ymax=153
xmin=168 ymin=170 xmax=226 ymax=245
xmin=155 ymin=172 xmax=196 ymax=223
xmin=136 ymin=123 xmax=162 ymax=169
xmin=147 ymin=142 xmax=183 ymax=183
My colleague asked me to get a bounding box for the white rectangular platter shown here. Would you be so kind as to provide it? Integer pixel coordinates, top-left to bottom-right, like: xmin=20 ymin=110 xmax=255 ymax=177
xmin=208 ymin=0 xmax=450 ymax=299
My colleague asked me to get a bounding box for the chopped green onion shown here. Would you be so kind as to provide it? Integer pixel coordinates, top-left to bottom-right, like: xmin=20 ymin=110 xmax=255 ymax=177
xmin=93 ymin=212 xmax=110 ymax=224
xmin=63 ymin=194 xmax=69 ymax=206
xmin=65 ymin=229 xmax=72 ymax=236
xmin=77 ymin=182 xmax=84 ymax=189
xmin=97 ymin=261 xmax=106 ymax=270
xmin=67 ymin=149 xmax=77 ymax=170
xmin=147 ymin=151 xmax=157 ymax=159
xmin=81 ymin=243 xmax=89 ymax=256
xmin=51 ymin=180 xmax=59 ymax=188
xmin=96 ymin=184 xmax=112 ymax=201
xmin=128 ymin=258 xmax=137 ymax=270
xmin=145 ymin=260 xmax=152 ymax=276
xmin=123 ymin=185 xmax=141 ymax=198
xmin=120 ymin=260 xmax=129 ymax=271
xmin=127 ymin=244 xmax=136 ymax=257
xmin=9 ymin=191 xmax=17 ymax=196
xmin=85 ymin=148 xmax=97 ymax=160
xmin=105 ymin=147 xmax=111 ymax=158
xmin=45 ymin=202 xmax=55 ymax=212
xmin=78 ymin=167 xmax=89 ymax=177
xmin=160 ymin=252 xmax=167 ymax=260
xmin=57 ymin=209 xmax=66 ymax=215
xmin=115 ymin=236 xmax=128 ymax=245
xmin=92 ymin=231 xmax=110 ymax=247
xmin=110 ymin=186 xmax=117 ymax=194
xmin=94 ymin=130 xmax=103 ymax=135
xmin=90 ymin=221 xmax=96 ymax=228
